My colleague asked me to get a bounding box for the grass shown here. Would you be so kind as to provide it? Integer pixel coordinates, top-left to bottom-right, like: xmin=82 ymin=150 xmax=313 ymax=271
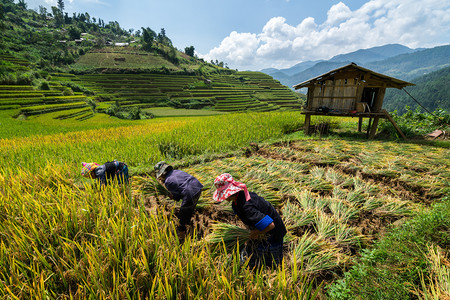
xmin=73 ymin=51 xmax=179 ymax=70
xmin=143 ymin=107 xmax=226 ymax=117
xmin=327 ymin=199 xmax=450 ymax=299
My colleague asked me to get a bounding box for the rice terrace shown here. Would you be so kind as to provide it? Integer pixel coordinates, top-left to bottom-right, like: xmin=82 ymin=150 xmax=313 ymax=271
xmin=0 ymin=0 xmax=449 ymax=299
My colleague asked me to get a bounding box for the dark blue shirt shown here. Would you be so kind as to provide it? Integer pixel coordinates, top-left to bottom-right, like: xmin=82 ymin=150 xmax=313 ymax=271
xmin=94 ymin=161 xmax=128 ymax=186
xmin=164 ymin=169 xmax=203 ymax=205
xmin=232 ymin=191 xmax=287 ymax=243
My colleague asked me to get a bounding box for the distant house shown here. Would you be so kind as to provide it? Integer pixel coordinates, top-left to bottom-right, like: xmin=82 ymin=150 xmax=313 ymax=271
xmin=81 ymin=33 xmax=88 ymax=36
xmin=114 ymin=43 xmax=129 ymax=47
xmin=293 ymin=63 xmax=414 ymax=139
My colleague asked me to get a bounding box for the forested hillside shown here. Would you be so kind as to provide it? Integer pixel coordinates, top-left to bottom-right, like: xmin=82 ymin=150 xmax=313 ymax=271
xmin=384 ymin=66 xmax=450 ymax=114
xmin=0 ymin=0 xmax=227 ymax=78
xmin=0 ymin=0 xmax=303 ymax=118
xmin=366 ymin=45 xmax=450 ymax=80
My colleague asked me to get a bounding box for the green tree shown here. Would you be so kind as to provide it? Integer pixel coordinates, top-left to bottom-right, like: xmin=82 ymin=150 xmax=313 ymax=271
xmin=38 ymin=5 xmax=47 ymax=20
xmin=57 ymin=0 xmax=64 ymax=13
xmin=157 ymin=28 xmax=172 ymax=46
xmin=51 ymin=6 xmax=64 ymax=26
xmin=17 ymin=0 xmax=27 ymax=9
xmin=68 ymin=25 xmax=82 ymax=40
xmin=0 ymin=3 xmax=4 ymax=32
xmin=141 ymin=27 xmax=156 ymax=51
xmin=185 ymin=46 xmax=195 ymax=57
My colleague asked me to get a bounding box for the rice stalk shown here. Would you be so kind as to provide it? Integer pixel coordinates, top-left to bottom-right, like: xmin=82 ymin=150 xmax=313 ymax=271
xmin=325 ymin=169 xmax=346 ymax=186
xmin=310 ymin=166 xmax=326 ymax=179
xmin=328 ymin=198 xmax=360 ymax=222
xmin=281 ymin=201 xmax=316 ymax=229
xmin=411 ymin=244 xmax=450 ymax=300
xmin=292 ymin=233 xmax=342 ymax=274
xmin=205 ymin=223 xmax=250 ymax=250
xmin=292 ymin=189 xmax=325 ymax=210
xmin=361 ymin=196 xmax=384 ymax=212
xmin=373 ymin=197 xmax=413 ymax=217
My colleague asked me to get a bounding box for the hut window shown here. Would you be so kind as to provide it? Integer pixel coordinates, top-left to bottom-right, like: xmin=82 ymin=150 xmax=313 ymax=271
xmin=344 ymin=79 xmax=348 ymax=84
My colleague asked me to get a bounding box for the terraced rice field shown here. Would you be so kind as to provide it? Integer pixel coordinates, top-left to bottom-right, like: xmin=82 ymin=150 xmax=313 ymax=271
xmin=68 ymin=71 xmax=303 ymax=112
xmin=0 ymin=85 xmax=92 ymax=119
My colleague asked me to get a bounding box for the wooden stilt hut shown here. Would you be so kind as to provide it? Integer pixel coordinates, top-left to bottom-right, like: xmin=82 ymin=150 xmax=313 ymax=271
xmin=293 ymin=63 xmax=414 ymax=139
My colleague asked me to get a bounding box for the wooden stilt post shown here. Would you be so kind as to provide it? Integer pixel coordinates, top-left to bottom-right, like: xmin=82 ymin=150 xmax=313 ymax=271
xmin=382 ymin=109 xmax=407 ymax=140
xmin=358 ymin=117 xmax=363 ymax=132
xmin=366 ymin=118 xmax=372 ymax=138
xmin=368 ymin=117 xmax=380 ymax=139
xmin=304 ymin=113 xmax=311 ymax=135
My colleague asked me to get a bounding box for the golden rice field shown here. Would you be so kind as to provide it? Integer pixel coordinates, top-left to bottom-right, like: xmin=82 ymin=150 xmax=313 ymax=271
xmin=0 ymin=111 xmax=448 ymax=299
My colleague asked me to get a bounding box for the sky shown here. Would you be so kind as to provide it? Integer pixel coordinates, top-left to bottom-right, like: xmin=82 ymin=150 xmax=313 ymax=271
xmin=23 ymin=0 xmax=450 ymax=71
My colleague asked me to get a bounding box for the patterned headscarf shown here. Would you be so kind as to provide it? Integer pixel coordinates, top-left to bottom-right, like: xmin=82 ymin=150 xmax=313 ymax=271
xmin=213 ymin=173 xmax=251 ymax=202
xmin=81 ymin=162 xmax=100 ymax=177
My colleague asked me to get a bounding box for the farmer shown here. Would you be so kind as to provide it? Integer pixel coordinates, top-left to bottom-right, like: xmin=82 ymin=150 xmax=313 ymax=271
xmin=81 ymin=160 xmax=129 ymax=187
xmin=213 ymin=173 xmax=286 ymax=268
xmin=154 ymin=161 xmax=203 ymax=241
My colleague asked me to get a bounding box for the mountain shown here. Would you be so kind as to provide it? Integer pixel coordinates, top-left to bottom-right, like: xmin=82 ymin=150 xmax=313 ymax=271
xmin=329 ymin=44 xmax=417 ymax=64
xmin=262 ymin=60 xmax=323 ymax=77
xmin=365 ymin=45 xmax=450 ymax=80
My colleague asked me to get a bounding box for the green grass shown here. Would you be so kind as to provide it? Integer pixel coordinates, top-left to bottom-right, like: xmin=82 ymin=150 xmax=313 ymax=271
xmin=143 ymin=107 xmax=226 ymax=117
xmin=73 ymin=51 xmax=179 ymax=70
xmin=327 ymin=199 xmax=450 ymax=299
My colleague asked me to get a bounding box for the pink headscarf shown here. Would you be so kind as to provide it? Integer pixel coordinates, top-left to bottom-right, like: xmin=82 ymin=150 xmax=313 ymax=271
xmin=213 ymin=173 xmax=251 ymax=202
xmin=81 ymin=162 xmax=100 ymax=177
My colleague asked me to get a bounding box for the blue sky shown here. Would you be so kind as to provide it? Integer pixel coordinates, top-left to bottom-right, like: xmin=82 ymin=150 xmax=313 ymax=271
xmin=24 ymin=0 xmax=450 ymax=70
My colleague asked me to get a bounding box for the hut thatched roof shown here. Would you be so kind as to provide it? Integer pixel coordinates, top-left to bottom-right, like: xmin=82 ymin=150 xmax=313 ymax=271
xmin=293 ymin=63 xmax=415 ymax=90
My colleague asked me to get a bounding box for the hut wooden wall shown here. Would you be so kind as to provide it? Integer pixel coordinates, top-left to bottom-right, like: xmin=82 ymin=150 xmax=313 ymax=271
xmin=308 ymin=78 xmax=359 ymax=111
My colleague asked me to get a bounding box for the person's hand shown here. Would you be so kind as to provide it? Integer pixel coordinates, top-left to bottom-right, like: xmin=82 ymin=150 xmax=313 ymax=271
xmin=177 ymin=230 xmax=186 ymax=242
xmin=249 ymin=229 xmax=260 ymax=240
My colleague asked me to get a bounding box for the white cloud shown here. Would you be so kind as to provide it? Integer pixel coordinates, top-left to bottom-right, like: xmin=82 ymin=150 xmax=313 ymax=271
xmin=202 ymin=31 xmax=260 ymax=68
xmin=201 ymin=0 xmax=450 ymax=70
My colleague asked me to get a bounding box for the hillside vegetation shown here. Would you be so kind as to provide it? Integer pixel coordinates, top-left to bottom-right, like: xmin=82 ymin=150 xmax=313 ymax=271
xmin=0 ymin=0 xmax=304 ymax=120
xmin=384 ymin=66 xmax=450 ymax=114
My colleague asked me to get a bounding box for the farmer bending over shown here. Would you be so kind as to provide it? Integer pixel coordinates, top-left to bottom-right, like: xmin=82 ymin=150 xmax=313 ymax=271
xmin=81 ymin=160 xmax=129 ymax=187
xmin=154 ymin=161 xmax=203 ymax=241
xmin=213 ymin=173 xmax=286 ymax=268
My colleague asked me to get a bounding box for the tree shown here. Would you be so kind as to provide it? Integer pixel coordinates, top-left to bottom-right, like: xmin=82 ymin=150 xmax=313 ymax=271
xmin=185 ymin=46 xmax=195 ymax=57
xmin=17 ymin=0 xmax=27 ymax=9
xmin=68 ymin=25 xmax=81 ymax=40
xmin=57 ymin=0 xmax=64 ymax=13
xmin=38 ymin=5 xmax=47 ymax=20
xmin=51 ymin=6 xmax=64 ymax=27
xmin=157 ymin=28 xmax=172 ymax=46
xmin=141 ymin=27 xmax=156 ymax=51
xmin=85 ymin=12 xmax=90 ymax=23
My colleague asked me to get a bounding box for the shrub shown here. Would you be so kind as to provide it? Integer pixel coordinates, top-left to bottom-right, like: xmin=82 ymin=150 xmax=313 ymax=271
xmin=39 ymin=81 xmax=50 ymax=90
xmin=380 ymin=106 xmax=450 ymax=138
xmin=62 ymin=87 xmax=74 ymax=96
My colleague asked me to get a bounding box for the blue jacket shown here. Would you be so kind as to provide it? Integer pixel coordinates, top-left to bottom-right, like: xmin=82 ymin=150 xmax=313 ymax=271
xmin=232 ymin=191 xmax=286 ymax=243
xmin=164 ymin=169 xmax=203 ymax=205
xmin=94 ymin=161 xmax=129 ymax=186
